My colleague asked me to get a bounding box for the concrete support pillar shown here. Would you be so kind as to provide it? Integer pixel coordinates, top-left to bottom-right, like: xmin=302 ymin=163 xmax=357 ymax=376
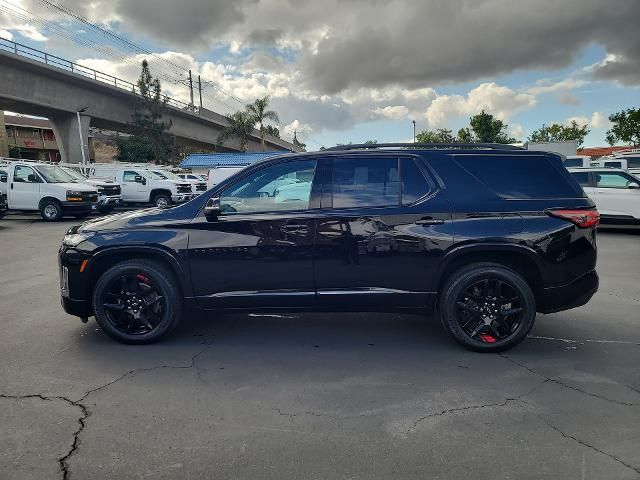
xmin=50 ymin=112 xmax=91 ymax=164
xmin=0 ymin=111 xmax=8 ymax=158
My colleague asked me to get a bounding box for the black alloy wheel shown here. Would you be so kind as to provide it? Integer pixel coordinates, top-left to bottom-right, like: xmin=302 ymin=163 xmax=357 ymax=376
xmin=92 ymin=260 xmax=182 ymax=344
xmin=440 ymin=263 xmax=536 ymax=352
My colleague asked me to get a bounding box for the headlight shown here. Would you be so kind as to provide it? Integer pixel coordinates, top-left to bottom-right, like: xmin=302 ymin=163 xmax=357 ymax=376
xmin=63 ymin=231 xmax=96 ymax=247
xmin=66 ymin=190 xmax=85 ymax=201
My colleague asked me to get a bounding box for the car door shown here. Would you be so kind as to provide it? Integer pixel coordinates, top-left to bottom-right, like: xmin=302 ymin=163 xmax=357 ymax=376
xmin=121 ymin=170 xmax=147 ymax=202
xmin=593 ymin=171 xmax=640 ymax=220
xmin=314 ymin=154 xmax=453 ymax=309
xmin=10 ymin=164 xmax=41 ymax=209
xmin=187 ymin=158 xmax=319 ymax=309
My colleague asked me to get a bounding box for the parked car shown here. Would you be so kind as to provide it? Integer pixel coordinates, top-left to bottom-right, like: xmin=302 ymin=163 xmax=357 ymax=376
xmin=569 ymin=167 xmax=640 ymax=226
xmin=152 ymin=169 xmax=207 ymax=196
xmin=562 ymin=155 xmax=592 ymax=168
xmin=59 ymin=143 xmax=598 ymax=352
xmin=88 ymin=164 xmax=194 ymax=208
xmin=1 ymin=161 xmax=98 ymax=221
xmin=176 ymin=173 xmax=210 ymax=194
xmin=59 ymin=166 xmax=123 ymax=213
xmin=591 ymin=153 xmax=640 ymax=177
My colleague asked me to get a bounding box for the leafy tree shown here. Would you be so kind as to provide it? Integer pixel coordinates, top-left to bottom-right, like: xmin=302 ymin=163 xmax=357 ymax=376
xmin=606 ymin=108 xmax=640 ymax=147
xmin=457 ymin=128 xmax=474 ymax=143
xmin=528 ymin=121 xmax=590 ymax=147
xmin=246 ymin=96 xmax=280 ymax=151
xmin=8 ymin=145 xmax=20 ymax=158
xmin=217 ymin=111 xmax=256 ymax=152
xmin=265 ymin=125 xmax=280 ymax=138
xmin=416 ymin=129 xmax=456 ymax=143
xmin=116 ymin=60 xmax=175 ymax=163
xmin=364 ymin=139 xmax=378 ymax=145
xmin=468 ymin=110 xmax=516 ymax=144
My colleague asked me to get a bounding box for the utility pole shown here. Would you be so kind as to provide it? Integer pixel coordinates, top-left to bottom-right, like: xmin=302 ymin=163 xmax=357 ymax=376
xmin=198 ymin=75 xmax=203 ymax=110
xmin=412 ymin=120 xmax=416 ymax=144
xmin=188 ymin=70 xmax=194 ymax=112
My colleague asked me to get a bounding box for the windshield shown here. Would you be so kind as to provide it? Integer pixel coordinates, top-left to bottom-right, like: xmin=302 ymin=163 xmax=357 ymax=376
xmin=150 ymin=170 xmax=170 ymax=180
xmin=60 ymin=167 xmax=87 ymax=182
xmin=36 ymin=165 xmax=77 ymax=183
xmin=154 ymin=170 xmax=179 ymax=180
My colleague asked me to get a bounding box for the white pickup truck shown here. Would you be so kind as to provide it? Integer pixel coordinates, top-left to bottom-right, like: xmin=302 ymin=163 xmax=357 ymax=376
xmin=59 ymin=165 xmax=123 ymax=213
xmin=150 ymin=169 xmax=208 ymax=196
xmin=0 ymin=161 xmax=98 ymax=221
xmin=88 ymin=164 xmax=194 ymax=208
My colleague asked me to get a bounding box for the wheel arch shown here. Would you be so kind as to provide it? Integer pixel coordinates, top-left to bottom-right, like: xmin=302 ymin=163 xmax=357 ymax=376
xmin=38 ymin=196 xmax=62 ymax=209
xmin=84 ymin=245 xmax=190 ymax=306
xmin=149 ymin=189 xmax=172 ymax=202
xmin=435 ymin=244 xmax=545 ymax=304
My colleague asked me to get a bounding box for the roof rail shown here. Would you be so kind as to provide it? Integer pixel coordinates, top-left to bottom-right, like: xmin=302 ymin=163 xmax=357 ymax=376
xmin=324 ymin=143 xmax=525 ymax=152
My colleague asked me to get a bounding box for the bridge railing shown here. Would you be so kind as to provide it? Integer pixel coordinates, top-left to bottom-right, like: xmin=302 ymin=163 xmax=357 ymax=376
xmin=0 ymin=36 xmax=196 ymax=113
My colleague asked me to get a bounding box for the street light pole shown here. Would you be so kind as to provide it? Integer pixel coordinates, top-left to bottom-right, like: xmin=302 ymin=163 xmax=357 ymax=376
xmin=412 ymin=120 xmax=416 ymax=144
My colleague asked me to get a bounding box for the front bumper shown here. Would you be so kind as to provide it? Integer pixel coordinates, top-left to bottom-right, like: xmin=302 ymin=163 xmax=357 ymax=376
xmin=59 ymin=246 xmax=92 ymax=319
xmin=172 ymin=194 xmax=194 ymax=203
xmin=61 ymin=201 xmax=95 ymax=214
xmin=97 ymin=196 xmax=123 ymax=207
xmin=538 ymin=270 xmax=599 ymax=314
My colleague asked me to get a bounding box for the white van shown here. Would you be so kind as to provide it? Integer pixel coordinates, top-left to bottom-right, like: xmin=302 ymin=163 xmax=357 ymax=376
xmin=562 ymin=155 xmax=592 ymax=169
xmin=87 ymin=164 xmax=194 ymax=208
xmin=593 ymin=152 xmax=640 ymax=177
xmin=0 ymin=161 xmax=98 ymax=221
xmin=206 ymin=166 xmax=246 ymax=189
xmin=150 ymin=169 xmax=208 ymax=196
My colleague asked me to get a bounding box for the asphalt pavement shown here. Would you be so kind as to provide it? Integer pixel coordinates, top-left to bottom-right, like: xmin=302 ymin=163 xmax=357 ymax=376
xmin=1 ymin=212 xmax=639 ymax=480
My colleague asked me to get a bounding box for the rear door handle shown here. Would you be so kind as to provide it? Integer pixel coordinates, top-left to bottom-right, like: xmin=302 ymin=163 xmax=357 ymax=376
xmin=415 ymin=218 xmax=444 ymax=226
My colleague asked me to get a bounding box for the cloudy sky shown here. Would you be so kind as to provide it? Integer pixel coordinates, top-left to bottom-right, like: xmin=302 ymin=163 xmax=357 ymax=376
xmin=1 ymin=0 xmax=639 ymax=148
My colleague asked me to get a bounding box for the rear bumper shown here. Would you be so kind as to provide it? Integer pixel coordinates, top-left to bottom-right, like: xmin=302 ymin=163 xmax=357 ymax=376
xmin=538 ymin=270 xmax=599 ymax=314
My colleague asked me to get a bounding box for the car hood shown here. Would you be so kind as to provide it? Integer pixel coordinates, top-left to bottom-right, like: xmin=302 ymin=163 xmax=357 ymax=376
xmin=79 ymin=207 xmax=164 ymax=232
xmin=56 ymin=182 xmax=97 ymax=192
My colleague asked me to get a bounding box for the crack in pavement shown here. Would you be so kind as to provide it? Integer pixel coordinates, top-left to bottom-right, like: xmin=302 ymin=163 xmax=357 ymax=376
xmin=406 ymin=380 xmax=549 ymax=434
xmin=606 ymin=292 xmax=640 ymax=304
xmin=527 ymin=335 xmax=640 ymax=346
xmin=0 ymin=340 xmax=214 ymax=480
xmin=538 ymin=415 xmax=640 ymax=475
xmin=501 ymin=354 xmax=638 ymax=407
xmin=273 ymin=407 xmax=340 ymax=423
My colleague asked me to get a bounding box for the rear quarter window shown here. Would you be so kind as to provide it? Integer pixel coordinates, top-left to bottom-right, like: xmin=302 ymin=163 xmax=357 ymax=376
xmin=453 ymin=154 xmax=583 ymax=199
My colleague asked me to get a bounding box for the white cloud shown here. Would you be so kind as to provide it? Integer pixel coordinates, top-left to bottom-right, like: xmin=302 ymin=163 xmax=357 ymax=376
xmin=0 ymin=29 xmax=13 ymax=40
xmin=590 ymin=111 xmax=611 ymax=129
xmin=526 ymin=78 xmax=588 ymax=95
xmin=509 ymin=123 xmax=526 ymax=140
xmin=425 ymin=82 xmax=536 ymax=128
xmin=371 ymin=105 xmax=409 ymax=120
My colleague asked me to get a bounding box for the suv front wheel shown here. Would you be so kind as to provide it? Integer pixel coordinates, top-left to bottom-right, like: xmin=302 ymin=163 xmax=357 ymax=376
xmin=92 ymin=260 xmax=182 ymax=344
xmin=439 ymin=263 xmax=536 ymax=352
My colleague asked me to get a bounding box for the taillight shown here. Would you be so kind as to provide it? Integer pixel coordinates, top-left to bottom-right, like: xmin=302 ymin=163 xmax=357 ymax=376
xmin=547 ymin=208 xmax=600 ymax=228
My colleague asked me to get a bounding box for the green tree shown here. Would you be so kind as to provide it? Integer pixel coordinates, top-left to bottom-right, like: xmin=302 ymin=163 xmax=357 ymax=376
xmin=457 ymin=128 xmax=474 ymax=143
xmin=528 ymin=121 xmax=590 ymax=147
xmin=265 ymin=125 xmax=280 ymax=138
xmin=364 ymin=139 xmax=378 ymax=145
xmin=217 ymin=111 xmax=256 ymax=152
xmin=416 ymin=128 xmax=456 ymax=143
xmin=468 ymin=110 xmax=516 ymax=143
xmin=8 ymin=145 xmax=20 ymax=158
xmin=246 ymin=96 xmax=280 ymax=151
xmin=116 ymin=60 xmax=175 ymax=163
xmin=606 ymin=108 xmax=640 ymax=147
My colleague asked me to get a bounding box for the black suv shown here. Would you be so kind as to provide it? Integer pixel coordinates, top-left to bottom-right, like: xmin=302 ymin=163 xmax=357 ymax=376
xmin=59 ymin=144 xmax=599 ymax=351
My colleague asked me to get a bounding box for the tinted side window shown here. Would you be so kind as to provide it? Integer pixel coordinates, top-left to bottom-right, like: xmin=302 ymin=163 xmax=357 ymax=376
xmin=563 ymin=158 xmax=583 ymax=168
xmin=402 ymin=158 xmax=431 ymax=204
xmin=332 ymin=158 xmax=399 ymax=208
xmin=625 ymin=157 xmax=640 ymax=169
xmin=570 ymin=172 xmax=590 ymax=186
xmin=604 ymin=161 xmax=623 ymax=168
xmin=454 ymin=154 xmax=581 ymax=199
xmin=219 ymin=160 xmax=317 ymax=214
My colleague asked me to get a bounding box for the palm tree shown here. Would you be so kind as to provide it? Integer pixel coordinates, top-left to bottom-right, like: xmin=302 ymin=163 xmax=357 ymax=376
xmin=246 ymin=96 xmax=280 ymax=151
xmin=217 ymin=111 xmax=255 ymax=152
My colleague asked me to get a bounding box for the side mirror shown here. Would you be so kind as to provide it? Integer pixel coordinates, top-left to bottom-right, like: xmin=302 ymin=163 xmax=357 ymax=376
xmin=135 ymin=175 xmax=146 ymax=185
xmin=204 ymin=197 xmax=221 ymax=220
xmin=27 ymin=174 xmax=38 ymax=182
xmin=0 ymin=174 xmax=6 ymax=183
xmin=629 ymin=182 xmax=640 ymax=189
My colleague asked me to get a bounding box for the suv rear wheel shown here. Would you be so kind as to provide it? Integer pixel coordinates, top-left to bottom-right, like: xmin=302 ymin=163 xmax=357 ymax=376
xmin=439 ymin=262 xmax=536 ymax=352
xmin=92 ymin=260 xmax=182 ymax=344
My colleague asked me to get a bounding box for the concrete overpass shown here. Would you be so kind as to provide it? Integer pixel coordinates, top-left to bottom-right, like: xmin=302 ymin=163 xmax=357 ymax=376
xmin=0 ymin=39 xmax=301 ymax=162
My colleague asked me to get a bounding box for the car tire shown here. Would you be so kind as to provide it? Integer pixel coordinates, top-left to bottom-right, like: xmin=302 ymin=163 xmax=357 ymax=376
xmin=439 ymin=262 xmax=536 ymax=352
xmin=92 ymin=260 xmax=183 ymax=344
xmin=40 ymin=199 xmax=63 ymax=222
xmin=153 ymin=193 xmax=171 ymax=208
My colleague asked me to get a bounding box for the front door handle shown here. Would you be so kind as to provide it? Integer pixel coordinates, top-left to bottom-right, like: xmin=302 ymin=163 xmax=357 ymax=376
xmin=415 ymin=217 xmax=444 ymax=226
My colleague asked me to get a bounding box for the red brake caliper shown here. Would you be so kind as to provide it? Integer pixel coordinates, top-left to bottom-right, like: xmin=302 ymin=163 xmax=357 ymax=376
xmin=479 ymin=333 xmax=496 ymax=343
